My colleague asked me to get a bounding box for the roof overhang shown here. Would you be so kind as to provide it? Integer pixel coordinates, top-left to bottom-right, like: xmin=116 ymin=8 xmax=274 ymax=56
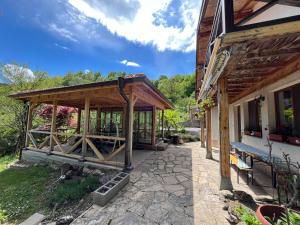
xmin=198 ymin=20 xmax=300 ymax=103
xmin=9 ymin=76 xmax=174 ymax=110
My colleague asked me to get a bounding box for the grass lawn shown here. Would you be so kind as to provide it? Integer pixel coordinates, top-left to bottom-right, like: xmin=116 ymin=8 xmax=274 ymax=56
xmin=0 ymin=159 xmax=56 ymax=224
xmin=0 ymin=155 xmax=100 ymax=225
xmin=0 ymin=155 xmax=17 ymax=172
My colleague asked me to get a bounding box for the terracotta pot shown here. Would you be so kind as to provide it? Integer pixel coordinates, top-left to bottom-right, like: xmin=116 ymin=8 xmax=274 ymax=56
xmin=269 ymin=134 xmax=284 ymax=142
xmin=287 ymin=136 xmax=300 ymax=146
xmin=256 ymin=204 xmax=285 ymax=225
xmin=253 ymin=131 xmax=262 ymax=138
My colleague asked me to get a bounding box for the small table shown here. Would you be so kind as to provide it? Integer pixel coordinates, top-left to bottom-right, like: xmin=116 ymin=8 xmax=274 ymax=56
xmin=231 ymin=142 xmax=282 ymax=188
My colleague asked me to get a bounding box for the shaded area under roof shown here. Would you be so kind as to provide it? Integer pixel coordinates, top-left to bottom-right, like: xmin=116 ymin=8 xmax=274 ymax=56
xmin=9 ymin=75 xmax=174 ymax=110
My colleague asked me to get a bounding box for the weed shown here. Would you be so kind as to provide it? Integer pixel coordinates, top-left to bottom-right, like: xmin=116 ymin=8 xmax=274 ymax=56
xmin=48 ymin=175 xmax=99 ymax=206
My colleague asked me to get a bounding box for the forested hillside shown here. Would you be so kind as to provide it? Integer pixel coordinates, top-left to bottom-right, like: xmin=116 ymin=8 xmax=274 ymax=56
xmin=0 ymin=64 xmax=195 ymax=155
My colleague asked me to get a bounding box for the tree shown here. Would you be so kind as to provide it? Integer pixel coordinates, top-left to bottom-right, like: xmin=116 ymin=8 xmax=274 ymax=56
xmin=37 ymin=105 xmax=77 ymax=129
xmin=163 ymin=109 xmax=186 ymax=133
xmin=0 ymin=64 xmax=56 ymax=155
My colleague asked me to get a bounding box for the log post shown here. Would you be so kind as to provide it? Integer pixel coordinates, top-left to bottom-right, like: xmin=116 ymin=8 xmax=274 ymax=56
xmin=122 ymin=105 xmax=126 ymax=137
xmin=96 ymin=106 xmax=101 ymax=134
xmin=49 ymin=100 xmax=57 ymax=153
xmin=25 ymin=102 xmax=34 ymax=147
xmin=206 ymin=108 xmax=213 ymax=159
xmin=82 ymin=97 xmax=90 ymax=159
xmin=218 ymin=77 xmax=233 ymax=190
xmin=200 ymin=115 xmax=205 ymax=148
xmin=76 ymin=108 xmax=81 ymax=134
xmin=126 ymin=94 xmax=135 ymax=168
xmin=151 ymin=106 xmax=157 ymax=146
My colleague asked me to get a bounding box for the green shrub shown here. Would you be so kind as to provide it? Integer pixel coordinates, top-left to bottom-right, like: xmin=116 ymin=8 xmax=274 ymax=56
xmin=266 ymin=209 xmax=300 ymax=225
xmin=179 ymin=134 xmax=200 ymax=143
xmin=235 ymin=206 xmax=262 ymax=225
xmin=49 ymin=175 xmax=99 ymax=206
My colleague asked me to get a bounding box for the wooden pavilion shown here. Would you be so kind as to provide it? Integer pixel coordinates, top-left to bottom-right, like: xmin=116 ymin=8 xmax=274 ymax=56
xmin=9 ymin=74 xmax=174 ymax=170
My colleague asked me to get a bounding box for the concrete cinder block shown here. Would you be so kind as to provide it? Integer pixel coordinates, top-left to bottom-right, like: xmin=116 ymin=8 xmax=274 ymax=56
xmin=19 ymin=212 xmax=45 ymax=225
xmin=92 ymin=172 xmax=130 ymax=206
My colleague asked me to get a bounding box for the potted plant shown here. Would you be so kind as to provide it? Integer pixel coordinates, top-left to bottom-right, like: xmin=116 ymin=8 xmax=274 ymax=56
xmin=287 ymin=131 xmax=300 ymax=146
xmin=256 ymin=204 xmax=285 ymax=225
xmin=256 ymin=154 xmax=300 ymax=224
xmin=198 ymin=97 xmax=214 ymax=112
xmin=252 ymin=130 xmax=262 ymax=138
xmin=244 ymin=127 xmax=251 ymax=136
xmin=269 ymin=130 xmax=285 ymax=143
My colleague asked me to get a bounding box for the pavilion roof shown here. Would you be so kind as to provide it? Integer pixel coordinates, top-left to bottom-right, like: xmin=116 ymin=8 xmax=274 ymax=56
xmin=9 ymin=74 xmax=174 ymax=110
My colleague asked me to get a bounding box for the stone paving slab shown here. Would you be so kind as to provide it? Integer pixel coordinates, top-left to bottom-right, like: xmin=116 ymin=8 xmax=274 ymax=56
xmin=71 ymin=143 xmax=234 ymax=225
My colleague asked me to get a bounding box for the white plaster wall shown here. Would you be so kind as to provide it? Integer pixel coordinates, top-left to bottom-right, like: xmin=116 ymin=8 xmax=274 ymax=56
xmin=211 ymin=106 xmax=219 ymax=148
xmin=230 ymin=70 xmax=300 ymax=164
xmin=229 ymin=105 xmax=235 ymax=142
xmin=242 ymin=4 xmax=300 ymax=26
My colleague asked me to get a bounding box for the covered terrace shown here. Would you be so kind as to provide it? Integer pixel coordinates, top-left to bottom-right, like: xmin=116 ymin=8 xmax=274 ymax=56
xmin=9 ymin=75 xmax=174 ymax=170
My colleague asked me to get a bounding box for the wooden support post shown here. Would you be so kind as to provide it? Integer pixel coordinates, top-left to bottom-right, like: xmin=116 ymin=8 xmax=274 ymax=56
xmin=151 ymin=106 xmax=156 ymax=146
xmin=82 ymin=97 xmax=90 ymax=159
xmin=25 ymin=102 xmax=34 ymax=147
xmin=76 ymin=108 xmax=81 ymax=134
xmin=49 ymin=101 xmax=57 ymax=153
xmin=161 ymin=110 xmax=165 ymax=139
xmin=96 ymin=106 xmax=101 ymax=134
xmin=218 ymin=77 xmax=233 ymax=190
xmin=122 ymin=106 xmax=126 ymax=137
xmin=126 ymin=94 xmax=135 ymax=168
xmin=206 ymin=108 xmax=213 ymax=159
xmin=200 ymin=115 xmax=205 ymax=148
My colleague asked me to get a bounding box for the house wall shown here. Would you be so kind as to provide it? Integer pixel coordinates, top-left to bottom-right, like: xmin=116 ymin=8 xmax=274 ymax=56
xmin=242 ymin=4 xmax=300 ymax=26
xmin=207 ymin=75 xmax=300 ymax=163
xmin=229 ymin=69 xmax=300 ymax=163
xmin=211 ymin=106 xmax=219 ymax=148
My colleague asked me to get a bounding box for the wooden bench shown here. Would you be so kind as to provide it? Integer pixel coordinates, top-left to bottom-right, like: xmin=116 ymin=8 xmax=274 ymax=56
xmin=230 ymin=153 xmax=253 ymax=185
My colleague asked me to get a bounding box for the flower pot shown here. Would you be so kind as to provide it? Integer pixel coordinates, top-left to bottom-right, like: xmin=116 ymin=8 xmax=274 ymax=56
xmin=253 ymin=131 xmax=262 ymax=138
xmin=287 ymin=136 xmax=300 ymax=146
xmin=256 ymin=204 xmax=285 ymax=225
xmin=269 ymin=134 xmax=284 ymax=142
xmin=244 ymin=130 xmax=251 ymax=136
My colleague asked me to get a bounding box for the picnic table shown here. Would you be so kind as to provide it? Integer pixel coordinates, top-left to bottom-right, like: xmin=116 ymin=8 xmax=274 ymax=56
xmin=230 ymin=142 xmax=283 ymax=188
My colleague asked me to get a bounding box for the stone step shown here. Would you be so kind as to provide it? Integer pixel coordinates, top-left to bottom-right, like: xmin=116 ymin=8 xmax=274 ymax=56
xmin=19 ymin=213 xmax=45 ymax=225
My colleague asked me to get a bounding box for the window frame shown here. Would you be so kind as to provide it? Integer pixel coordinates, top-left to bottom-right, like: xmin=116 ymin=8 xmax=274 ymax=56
xmin=274 ymin=83 xmax=300 ymax=136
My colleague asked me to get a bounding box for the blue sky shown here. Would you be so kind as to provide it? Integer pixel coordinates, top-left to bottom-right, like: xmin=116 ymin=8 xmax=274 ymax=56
xmin=0 ymin=0 xmax=201 ymax=80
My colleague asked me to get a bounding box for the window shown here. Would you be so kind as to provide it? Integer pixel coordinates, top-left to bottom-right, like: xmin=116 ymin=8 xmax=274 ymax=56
xmin=248 ymin=99 xmax=262 ymax=132
xmin=275 ymin=83 xmax=300 ymax=136
xmin=100 ymin=110 xmax=123 ymax=135
xmin=133 ymin=110 xmax=153 ymax=144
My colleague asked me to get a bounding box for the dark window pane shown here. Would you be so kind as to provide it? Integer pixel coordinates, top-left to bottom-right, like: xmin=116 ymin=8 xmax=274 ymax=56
xmin=248 ymin=100 xmax=261 ymax=131
xmin=276 ymin=89 xmax=293 ymax=135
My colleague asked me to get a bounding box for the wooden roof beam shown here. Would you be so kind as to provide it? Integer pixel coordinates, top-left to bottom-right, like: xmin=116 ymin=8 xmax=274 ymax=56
xmin=230 ymin=57 xmax=300 ymax=103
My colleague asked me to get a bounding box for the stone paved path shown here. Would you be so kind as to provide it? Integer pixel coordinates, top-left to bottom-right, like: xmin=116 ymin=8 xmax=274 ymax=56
xmin=71 ymin=142 xmax=229 ymax=225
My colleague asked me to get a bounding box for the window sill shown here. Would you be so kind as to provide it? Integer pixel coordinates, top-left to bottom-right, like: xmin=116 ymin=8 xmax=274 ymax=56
xmin=243 ymin=133 xmax=262 ymax=139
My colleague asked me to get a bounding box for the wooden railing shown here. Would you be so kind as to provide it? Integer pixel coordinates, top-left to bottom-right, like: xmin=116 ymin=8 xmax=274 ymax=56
xmin=26 ymin=130 xmax=125 ymax=165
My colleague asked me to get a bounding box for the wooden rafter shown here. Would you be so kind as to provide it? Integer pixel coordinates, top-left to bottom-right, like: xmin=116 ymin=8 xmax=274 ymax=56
xmin=230 ymin=57 xmax=300 ymax=103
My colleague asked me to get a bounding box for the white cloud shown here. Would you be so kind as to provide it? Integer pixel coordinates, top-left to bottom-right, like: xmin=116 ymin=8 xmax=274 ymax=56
xmin=54 ymin=43 xmax=70 ymax=50
xmin=68 ymin=0 xmax=200 ymax=52
xmin=84 ymin=69 xmax=90 ymax=73
xmin=120 ymin=59 xmax=141 ymax=67
xmin=49 ymin=23 xmax=78 ymax=43
xmin=2 ymin=64 xmax=35 ymax=82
